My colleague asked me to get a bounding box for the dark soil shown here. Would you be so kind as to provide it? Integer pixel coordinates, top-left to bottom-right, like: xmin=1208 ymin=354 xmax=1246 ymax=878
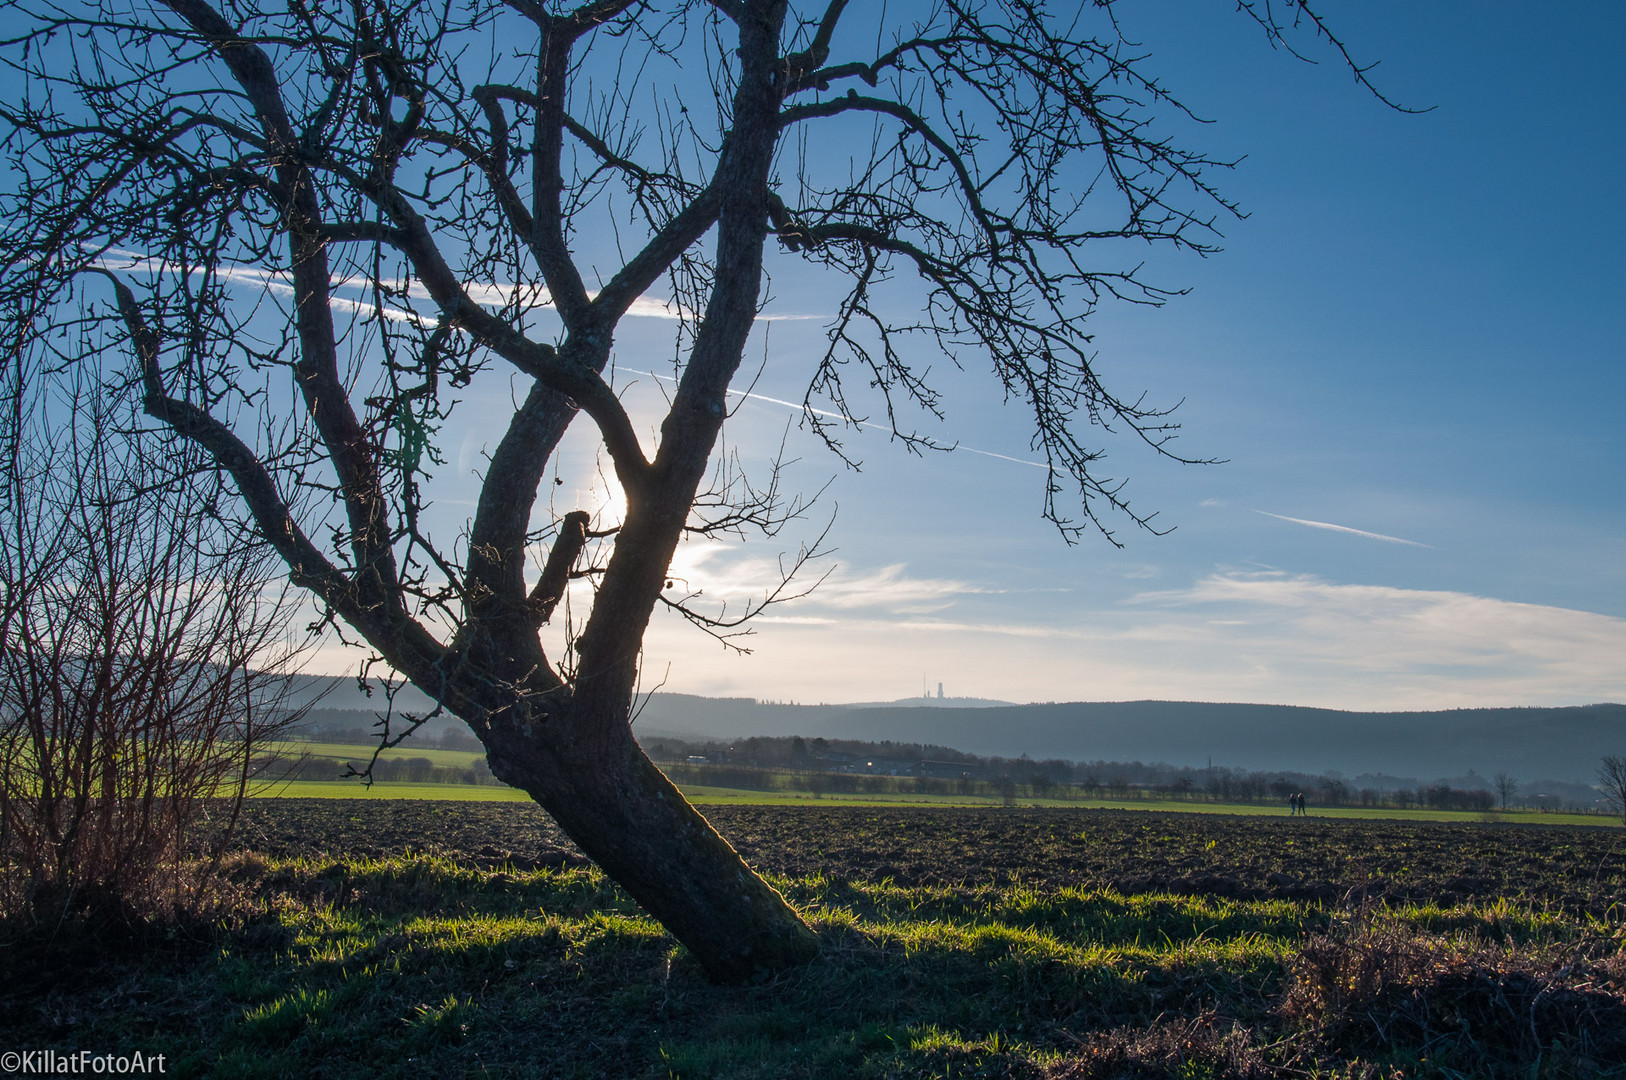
xmin=237 ymin=800 xmax=1626 ymax=914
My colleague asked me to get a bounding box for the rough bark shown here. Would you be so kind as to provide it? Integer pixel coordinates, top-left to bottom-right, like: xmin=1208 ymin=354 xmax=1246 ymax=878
xmin=478 ymin=697 xmax=818 ymax=981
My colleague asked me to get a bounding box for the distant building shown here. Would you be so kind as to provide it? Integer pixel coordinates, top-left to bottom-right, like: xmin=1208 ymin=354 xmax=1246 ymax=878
xmin=857 ymin=756 xmax=916 ymax=775
xmin=918 ymin=759 xmax=985 ymax=780
xmin=821 ymin=750 xmax=860 ymax=772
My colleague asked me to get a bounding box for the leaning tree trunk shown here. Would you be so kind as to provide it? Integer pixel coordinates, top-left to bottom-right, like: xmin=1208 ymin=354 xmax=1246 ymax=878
xmin=125 ymin=0 xmax=818 ymax=985
xmin=452 ymin=3 xmax=820 ymax=983
xmin=475 ymin=699 xmax=818 ymax=982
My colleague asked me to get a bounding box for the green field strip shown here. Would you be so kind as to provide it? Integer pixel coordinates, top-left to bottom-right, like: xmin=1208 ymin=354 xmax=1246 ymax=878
xmin=266 ymin=742 xmax=1615 ymax=826
xmin=272 ymin=740 xmax=486 ymax=768
xmin=260 ymin=780 xmax=532 ymax=800
xmin=677 ymin=785 xmax=1004 ymax=807
xmin=247 ymin=778 xmax=1614 ymax=826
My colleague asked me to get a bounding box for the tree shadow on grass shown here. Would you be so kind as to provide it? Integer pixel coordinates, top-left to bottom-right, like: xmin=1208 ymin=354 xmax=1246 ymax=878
xmin=6 ymin=856 xmax=1626 ymax=1079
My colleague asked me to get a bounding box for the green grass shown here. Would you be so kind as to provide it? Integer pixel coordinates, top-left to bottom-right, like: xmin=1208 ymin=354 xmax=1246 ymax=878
xmin=265 ymin=738 xmax=1616 ymax=825
xmin=258 ymin=779 xmax=988 ymax=804
xmin=678 ymin=785 xmax=1609 ymax=824
xmin=273 ymin=741 xmax=487 ymax=769
xmin=250 ymin=774 xmax=1615 ymax=826
xmin=676 ymin=784 xmax=1005 ymax=807
xmin=8 ymin=854 xmax=1620 ymax=1079
xmin=261 ymin=779 xmax=534 ymax=800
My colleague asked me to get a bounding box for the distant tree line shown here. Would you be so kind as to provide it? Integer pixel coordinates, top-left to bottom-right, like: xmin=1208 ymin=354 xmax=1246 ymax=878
xmin=641 ymin=735 xmax=1598 ymax=812
xmin=276 ymin=726 xmax=1603 ymax=811
xmin=283 ymin=709 xmax=486 ymax=752
xmin=258 ymin=752 xmax=495 ymax=786
xmin=642 ymin=735 xmax=979 ymax=770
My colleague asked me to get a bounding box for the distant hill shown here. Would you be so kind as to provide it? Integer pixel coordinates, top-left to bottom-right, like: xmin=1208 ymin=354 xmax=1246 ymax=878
xmin=280 ymin=677 xmax=1626 ymax=785
xmin=282 ymin=673 xmax=439 ymax=714
xmin=632 ymin=695 xmax=1626 ymax=786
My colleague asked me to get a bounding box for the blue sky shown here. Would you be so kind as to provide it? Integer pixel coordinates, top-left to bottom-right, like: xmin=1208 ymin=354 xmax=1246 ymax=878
xmin=541 ymin=0 xmax=1624 ymax=710
xmin=12 ymin=2 xmax=1618 ymax=709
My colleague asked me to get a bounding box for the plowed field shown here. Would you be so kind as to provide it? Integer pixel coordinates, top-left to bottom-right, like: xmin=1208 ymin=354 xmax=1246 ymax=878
xmin=239 ymin=800 xmax=1626 ymax=914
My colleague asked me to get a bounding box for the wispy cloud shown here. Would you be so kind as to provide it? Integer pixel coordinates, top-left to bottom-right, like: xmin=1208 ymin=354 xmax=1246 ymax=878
xmin=657 ymin=543 xmax=984 ymax=615
xmin=303 ymin=549 xmax=1626 ymax=711
xmin=1251 ymin=509 xmax=1432 ymax=548
xmin=1126 ymin=570 xmax=1626 ymax=697
xmin=628 ymin=567 xmax=1626 ymax=710
xmin=812 ymin=564 xmax=993 ymax=612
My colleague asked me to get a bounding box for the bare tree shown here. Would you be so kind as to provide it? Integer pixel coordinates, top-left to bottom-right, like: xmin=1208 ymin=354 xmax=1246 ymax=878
xmin=0 ymin=1 xmax=1394 ymax=978
xmin=0 ymin=362 xmax=306 ymax=929
xmin=1494 ymin=771 xmax=1517 ymax=812
xmin=1598 ymin=757 xmax=1626 ymax=826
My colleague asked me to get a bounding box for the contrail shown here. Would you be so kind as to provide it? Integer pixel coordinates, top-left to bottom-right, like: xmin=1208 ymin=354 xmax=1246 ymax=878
xmin=1251 ymin=509 xmax=1432 ymax=548
xmin=619 ymin=367 xmax=1050 ymax=470
xmin=93 ymin=248 xmax=1034 ymax=466
xmin=93 ymin=246 xmax=821 ymax=322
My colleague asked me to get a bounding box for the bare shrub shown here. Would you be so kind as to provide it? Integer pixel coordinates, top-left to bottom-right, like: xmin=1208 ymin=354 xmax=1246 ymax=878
xmin=1598 ymin=756 xmax=1626 ymax=825
xmin=1281 ymin=913 xmax=1626 ymax=1073
xmin=1048 ymin=1014 xmax=1282 ymax=1079
xmin=0 ymin=366 xmax=306 ymax=932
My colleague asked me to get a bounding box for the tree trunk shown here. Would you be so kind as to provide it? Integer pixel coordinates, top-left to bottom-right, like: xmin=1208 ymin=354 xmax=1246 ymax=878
xmin=452 ymin=3 xmax=814 ymax=984
xmin=478 ymin=702 xmax=818 ymax=983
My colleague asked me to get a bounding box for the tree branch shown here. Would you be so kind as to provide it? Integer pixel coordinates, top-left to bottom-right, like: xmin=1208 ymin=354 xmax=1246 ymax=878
xmin=161 ymin=0 xmax=406 ymax=609
xmin=529 ymin=510 xmax=592 ymax=627
xmin=780 ymin=92 xmax=1000 ymax=243
xmin=97 ymin=270 xmax=447 ymax=667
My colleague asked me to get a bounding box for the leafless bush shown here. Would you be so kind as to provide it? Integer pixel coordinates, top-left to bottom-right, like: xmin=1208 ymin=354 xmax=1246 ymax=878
xmin=1281 ymin=913 xmax=1626 ymax=1073
xmin=1598 ymin=756 xmax=1626 ymax=825
xmin=0 ymin=365 xmax=307 ymax=932
xmin=1048 ymin=1014 xmax=1284 ymax=1079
